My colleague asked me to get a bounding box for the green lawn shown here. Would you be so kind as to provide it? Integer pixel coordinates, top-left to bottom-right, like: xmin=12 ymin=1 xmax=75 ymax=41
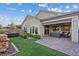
xmin=10 ymin=37 xmax=68 ymax=56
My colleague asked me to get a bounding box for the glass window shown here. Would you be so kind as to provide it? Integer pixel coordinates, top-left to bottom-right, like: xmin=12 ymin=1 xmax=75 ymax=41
xmin=24 ymin=27 xmax=25 ymax=31
xmin=30 ymin=27 xmax=31 ymax=33
xmin=35 ymin=27 xmax=38 ymax=34
xmin=24 ymin=26 xmax=27 ymax=32
xmin=32 ymin=26 xmax=34 ymax=34
xmin=31 ymin=26 xmax=38 ymax=34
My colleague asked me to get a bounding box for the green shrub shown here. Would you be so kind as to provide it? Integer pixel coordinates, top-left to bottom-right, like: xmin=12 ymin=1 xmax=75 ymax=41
xmin=20 ymin=31 xmax=27 ymax=39
xmin=20 ymin=31 xmax=33 ymax=39
xmin=20 ymin=31 xmax=41 ymax=39
xmin=26 ymin=33 xmax=33 ymax=37
xmin=7 ymin=33 xmax=19 ymax=38
xmin=33 ymin=35 xmax=41 ymax=39
xmin=0 ymin=29 xmax=3 ymax=34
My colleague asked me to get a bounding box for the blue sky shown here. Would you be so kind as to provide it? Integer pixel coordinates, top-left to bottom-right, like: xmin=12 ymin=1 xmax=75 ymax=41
xmin=0 ymin=3 xmax=79 ymax=26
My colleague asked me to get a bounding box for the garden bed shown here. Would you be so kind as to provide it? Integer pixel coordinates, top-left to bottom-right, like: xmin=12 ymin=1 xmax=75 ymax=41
xmin=0 ymin=42 xmax=18 ymax=56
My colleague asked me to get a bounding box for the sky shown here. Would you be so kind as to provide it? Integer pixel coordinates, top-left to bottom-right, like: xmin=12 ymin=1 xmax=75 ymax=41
xmin=0 ymin=3 xmax=79 ymax=27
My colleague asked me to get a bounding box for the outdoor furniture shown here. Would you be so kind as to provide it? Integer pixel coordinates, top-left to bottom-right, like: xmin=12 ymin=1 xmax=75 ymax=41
xmin=60 ymin=32 xmax=65 ymax=37
xmin=50 ymin=31 xmax=71 ymax=38
xmin=60 ymin=31 xmax=71 ymax=38
xmin=50 ymin=31 xmax=62 ymax=37
xmin=0 ymin=34 xmax=9 ymax=52
xmin=67 ymin=32 xmax=71 ymax=38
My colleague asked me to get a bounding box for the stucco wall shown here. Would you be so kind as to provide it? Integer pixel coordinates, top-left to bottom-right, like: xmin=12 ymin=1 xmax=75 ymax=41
xmin=36 ymin=11 xmax=59 ymax=19
xmin=22 ymin=16 xmax=43 ymax=36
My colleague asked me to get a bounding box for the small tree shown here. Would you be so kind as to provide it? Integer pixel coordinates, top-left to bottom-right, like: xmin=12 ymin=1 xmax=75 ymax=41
xmin=9 ymin=22 xmax=16 ymax=31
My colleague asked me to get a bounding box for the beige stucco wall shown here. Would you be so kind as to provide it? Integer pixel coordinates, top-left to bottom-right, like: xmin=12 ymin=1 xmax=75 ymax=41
xmin=22 ymin=16 xmax=43 ymax=36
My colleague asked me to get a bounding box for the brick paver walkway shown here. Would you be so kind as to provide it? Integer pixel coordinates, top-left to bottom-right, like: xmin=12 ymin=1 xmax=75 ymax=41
xmin=36 ymin=36 xmax=79 ymax=56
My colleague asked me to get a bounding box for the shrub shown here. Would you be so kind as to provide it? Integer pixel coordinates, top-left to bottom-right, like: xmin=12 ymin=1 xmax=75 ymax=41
xmin=0 ymin=29 xmax=3 ymax=34
xmin=20 ymin=31 xmax=41 ymax=39
xmin=26 ymin=33 xmax=33 ymax=37
xmin=7 ymin=33 xmax=19 ymax=38
xmin=33 ymin=35 xmax=41 ymax=39
xmin=20 ymin=31 xmax=26 ymax=39
xmin=20 ymin=31 xmax=32 ymax=39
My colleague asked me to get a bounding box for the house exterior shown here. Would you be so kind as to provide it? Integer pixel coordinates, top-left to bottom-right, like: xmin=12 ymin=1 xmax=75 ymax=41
xmin=21 ymin=10 xmax=79 ymax=42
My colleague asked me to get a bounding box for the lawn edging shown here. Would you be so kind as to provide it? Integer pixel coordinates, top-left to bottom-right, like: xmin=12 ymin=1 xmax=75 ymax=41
xmin=35 ymin=40 xmax=69 ymax=56
xmin=9 ymin=42 xmax=20 ymax=56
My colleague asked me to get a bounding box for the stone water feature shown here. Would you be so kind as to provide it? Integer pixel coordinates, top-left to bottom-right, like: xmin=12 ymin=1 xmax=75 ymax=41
xmin=0 ymin=34 xmax=9 ymax=52
xmin=0 ymin=34 xmax=19 ymax=56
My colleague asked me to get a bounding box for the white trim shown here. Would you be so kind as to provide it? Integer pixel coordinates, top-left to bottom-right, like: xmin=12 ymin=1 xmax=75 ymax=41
xmin=11 ymin=42 xmax=20 ymax=52
xmin=9 ymin=42 xmax=20 ymax=56
xmin=42 ymin=18 xmax=71 ymax=25
xmin=41 ymin=16 xmax=73 ymax=23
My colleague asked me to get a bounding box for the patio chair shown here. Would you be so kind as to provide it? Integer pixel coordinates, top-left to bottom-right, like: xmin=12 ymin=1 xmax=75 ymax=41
xmin=67 ymin=32 xmax=71 ymax=38
xmin=60 ymin=32 xmax=65 ymax=37
xmin=60 ymin=31 xmax=71 ymax=38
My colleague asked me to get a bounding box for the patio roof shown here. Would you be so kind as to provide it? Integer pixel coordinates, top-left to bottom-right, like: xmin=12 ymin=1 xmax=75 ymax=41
xmin=21 ymin=10 xmax=79 ymax=26
xmin=40 ymin=11 xmax=79 ymax=22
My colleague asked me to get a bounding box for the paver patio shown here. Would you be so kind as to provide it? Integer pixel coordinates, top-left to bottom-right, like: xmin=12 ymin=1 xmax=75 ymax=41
xmin=36 ymin=36 xmax=79 ymax=56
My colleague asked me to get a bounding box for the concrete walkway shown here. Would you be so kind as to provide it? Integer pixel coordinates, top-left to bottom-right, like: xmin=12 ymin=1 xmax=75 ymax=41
xmin=35 ymin=36 xmax=79 ymax=56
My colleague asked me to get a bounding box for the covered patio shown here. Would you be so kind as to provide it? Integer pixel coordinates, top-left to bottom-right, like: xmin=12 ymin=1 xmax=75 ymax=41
xmin=41 ymin=15 xmax=79 ymax=42
xmin=36 ymin=36 xmax=79 ymax=56
xmin=37 ymin=15 xmax=79 ymax=56
xmin=44 ymin=22 xmax=71 ymax=38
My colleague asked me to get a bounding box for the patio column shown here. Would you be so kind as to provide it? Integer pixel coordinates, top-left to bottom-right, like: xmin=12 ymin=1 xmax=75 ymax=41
xmin=71 ymin=16 xmax=79 ymax=42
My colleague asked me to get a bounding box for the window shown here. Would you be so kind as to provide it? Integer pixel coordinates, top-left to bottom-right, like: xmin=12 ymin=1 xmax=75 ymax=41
xmin=24 ymin=26 xmax=27 ymax=32
xmin=30 ymin=27 xmax=32 ymax=33
xmin=35 ymin=27 xmax=38 ymax=34
xmin=31 ymin=26 xmax=38 ymax=34
xmin=32 ymin=26 xmax=34 ymax=34
xmin=24 ymin=27 xmax=25 ymax=31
